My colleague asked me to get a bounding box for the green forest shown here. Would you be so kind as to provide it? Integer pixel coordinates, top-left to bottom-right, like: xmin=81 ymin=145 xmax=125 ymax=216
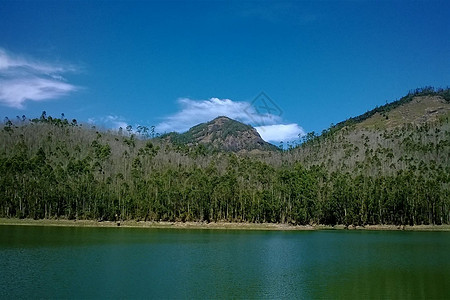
xmin=0 ymin=89 xmax=449 ymax=225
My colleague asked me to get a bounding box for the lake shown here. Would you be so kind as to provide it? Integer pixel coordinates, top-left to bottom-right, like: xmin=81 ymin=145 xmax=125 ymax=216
xmin=0 ymin=225 xmax=449 ymax=299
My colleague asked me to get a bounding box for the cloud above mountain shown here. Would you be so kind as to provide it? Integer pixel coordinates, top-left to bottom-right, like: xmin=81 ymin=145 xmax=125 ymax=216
xmin=0 ymin=48 xmax=78 ymax=109
xmin=156 ymin=97 xmax=305 ymax=143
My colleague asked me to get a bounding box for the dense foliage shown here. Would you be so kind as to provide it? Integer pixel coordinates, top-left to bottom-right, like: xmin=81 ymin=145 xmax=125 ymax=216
xmin=1 ymin=107 xmax=448 ymax=225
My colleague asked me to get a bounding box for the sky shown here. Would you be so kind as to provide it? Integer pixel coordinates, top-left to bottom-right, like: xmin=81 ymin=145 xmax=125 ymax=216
xmin=0 ymin=0 xmax=449 ymax=144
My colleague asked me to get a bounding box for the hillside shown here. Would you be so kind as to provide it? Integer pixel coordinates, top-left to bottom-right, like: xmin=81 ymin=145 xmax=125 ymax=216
xmin=0 ymin=88 xmax=448 ymax=226
xmin=332 ymin=87 xmax=450 ymax=130
xmin=285 ymin=88 xmax=450 ymax=176
xmin=160 ymin=116 xmax=278 ymax=152
xmin=356 ymin=94 xmax=449 ymax=130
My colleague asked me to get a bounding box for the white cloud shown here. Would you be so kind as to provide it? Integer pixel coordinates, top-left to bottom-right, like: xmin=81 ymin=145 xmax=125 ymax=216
xmin=0 ymin=48 xmax=78 ymax=109
xmin=156 ymin=96 xmax=305 ymax=143
xmin=156 ymin=97 xmax=281 ymax=133
xmin=0 ymin=78 xmax=77 ymax=109
xmin=255 ymin=124 xmax=305 ymax=143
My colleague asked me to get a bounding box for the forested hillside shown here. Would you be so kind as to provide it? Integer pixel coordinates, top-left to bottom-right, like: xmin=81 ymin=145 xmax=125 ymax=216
xmin=0 ymin=88 xmax=449 ymax=225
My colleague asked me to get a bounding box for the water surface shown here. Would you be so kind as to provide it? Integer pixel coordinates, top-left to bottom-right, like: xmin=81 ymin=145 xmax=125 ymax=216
xmin=0 ymin=225 xmax=449 ymax=299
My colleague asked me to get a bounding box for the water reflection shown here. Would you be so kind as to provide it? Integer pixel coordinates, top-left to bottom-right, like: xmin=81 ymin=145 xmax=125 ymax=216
xmin=0 ymin=226 xmax=449 ymax=299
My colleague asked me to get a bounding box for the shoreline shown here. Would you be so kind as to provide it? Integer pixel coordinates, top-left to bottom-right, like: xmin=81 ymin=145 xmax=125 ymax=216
xmin=1 ymin=218 xmax=449 ymax=231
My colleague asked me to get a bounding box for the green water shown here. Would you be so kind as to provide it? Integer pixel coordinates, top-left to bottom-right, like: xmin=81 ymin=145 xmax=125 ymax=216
xmin=0 ymin=226 xmax=449 ymax=299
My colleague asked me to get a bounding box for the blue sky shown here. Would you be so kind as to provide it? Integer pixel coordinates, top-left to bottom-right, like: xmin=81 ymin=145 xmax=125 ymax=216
xmin=0 ymin=0 xmax=449 ymax=144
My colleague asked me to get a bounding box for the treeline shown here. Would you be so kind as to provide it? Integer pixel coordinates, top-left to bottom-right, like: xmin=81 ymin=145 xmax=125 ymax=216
xmin=0 ymin=114 xmax=448 ymax=225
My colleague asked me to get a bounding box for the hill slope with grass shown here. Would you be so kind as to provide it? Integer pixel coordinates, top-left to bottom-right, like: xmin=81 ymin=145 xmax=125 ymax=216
xmin=285 ymin=88 xmax=450 ymax=177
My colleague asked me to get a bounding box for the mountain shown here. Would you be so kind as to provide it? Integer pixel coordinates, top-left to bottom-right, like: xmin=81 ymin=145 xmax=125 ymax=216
xmin=160 ymin=116 xmax=278 ymax=152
